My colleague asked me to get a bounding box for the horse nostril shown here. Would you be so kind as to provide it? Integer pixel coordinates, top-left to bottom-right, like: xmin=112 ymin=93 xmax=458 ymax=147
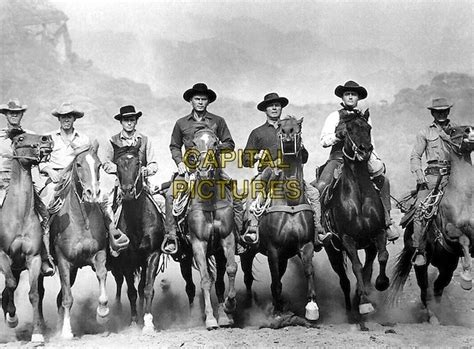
xmin=85 ymin=189 xmax=92 ymax=197
xmin=41 ymin=136 xmax=48 ymax=142
xmin=96 ymin=188 xmax=101 ymax=197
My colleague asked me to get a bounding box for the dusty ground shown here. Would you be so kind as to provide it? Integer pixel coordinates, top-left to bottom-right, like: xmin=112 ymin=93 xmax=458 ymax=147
xmin=1 ymin=217 xmax=473 ymax=348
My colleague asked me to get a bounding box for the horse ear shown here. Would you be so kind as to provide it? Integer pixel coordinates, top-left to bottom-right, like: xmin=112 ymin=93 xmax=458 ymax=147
xmin=362 ymin=109 xmax=370 ymax=121
xmin=297 ymin=117 xmax=304 ymax=127
xmin=91 ymin=139 xmax=99 ymax=153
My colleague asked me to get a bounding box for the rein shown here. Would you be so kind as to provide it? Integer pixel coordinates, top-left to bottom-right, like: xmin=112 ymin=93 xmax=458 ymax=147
xmin=343 ymin=132 xmax=369 ymax=161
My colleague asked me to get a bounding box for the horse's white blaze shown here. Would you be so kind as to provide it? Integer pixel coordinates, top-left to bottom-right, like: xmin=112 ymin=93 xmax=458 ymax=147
xmin=200 ymin=133 xmax=211 ymax=145
xmin=85 ymin=154 xmax=98 ymax=195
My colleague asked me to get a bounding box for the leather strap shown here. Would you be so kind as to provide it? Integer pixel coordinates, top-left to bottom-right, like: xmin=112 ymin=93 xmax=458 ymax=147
xmin=264 ymin=203 xmax=312 ymax=215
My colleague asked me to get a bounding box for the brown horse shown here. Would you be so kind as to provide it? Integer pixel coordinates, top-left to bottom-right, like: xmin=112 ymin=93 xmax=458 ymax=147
xmin=107 ymin=142 xmax=165 ymax=333
xmin=184 ymin=125 xmax=237 ymax=329
xmin=318 ymin=112 xmax=389 ymax=330
xmin=47 ymin=142 xmax=109 ymax=339
xmin=240 ymin=116 xmax=319 ymax=319
xmin=0 ymin=129 xmax=52 ymax=344
xmin=390 ymin=125 xmax=474 ymax=324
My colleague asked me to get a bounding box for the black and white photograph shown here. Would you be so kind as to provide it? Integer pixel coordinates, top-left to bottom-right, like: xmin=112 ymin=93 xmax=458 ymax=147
xmin=0 ymin=0 xmax=472 ymax=347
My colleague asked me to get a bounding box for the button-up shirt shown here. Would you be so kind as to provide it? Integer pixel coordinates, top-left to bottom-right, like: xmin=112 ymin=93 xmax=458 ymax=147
xmin=169 ymin=111 xmax=235 ymax=166
xmin=39 ymin=128 xmax=90 ymax=172
xmin=410 ymin=122 xmax=453 ymax=173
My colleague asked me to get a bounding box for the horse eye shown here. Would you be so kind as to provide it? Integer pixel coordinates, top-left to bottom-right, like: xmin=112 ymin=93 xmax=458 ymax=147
xmin=76 ymin=163 xmax=82 ymax=168
xmin=18 ymin=136 xmax=24 ymax=141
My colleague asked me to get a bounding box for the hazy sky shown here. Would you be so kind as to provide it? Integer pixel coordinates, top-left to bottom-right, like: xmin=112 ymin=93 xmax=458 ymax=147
xmin=51 ymin=0 xmax=472 ymax=57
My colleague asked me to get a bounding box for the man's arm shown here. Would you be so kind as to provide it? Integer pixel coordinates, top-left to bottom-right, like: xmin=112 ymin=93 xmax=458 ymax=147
xmin=144 ymin=137 xmax=158 ymax=176
xmin=242 ymin=130 xmax=259 ymax=168
xmin=169 ymin=121 xmax=184 ymax=166
xmin=216 ymin=117 xmax=235 ymax=151
xmin=410 ymin=130 xmax=427 ymax=173
xmin=320 ymin=111 xmax=340 ymax=148
xmin=102 ymin=139 xmax=117 ymax=174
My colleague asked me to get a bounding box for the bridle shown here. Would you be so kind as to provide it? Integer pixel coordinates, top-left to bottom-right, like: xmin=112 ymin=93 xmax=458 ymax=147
xmin=278 ymin=129 xmax=302 ymax=157
xmin=118 ymin=153 xmax=144 ymax=200
xmin=343 ymin=131 xmax=370 ymax=161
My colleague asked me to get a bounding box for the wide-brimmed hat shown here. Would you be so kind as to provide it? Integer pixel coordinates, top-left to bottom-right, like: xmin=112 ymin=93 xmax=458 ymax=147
xmin=334 ymin=80 xmax=368 ymax=100
xmin=427 ymin=97 xmax=453 ymax=111
xmin=52 ymin=102 xmax=84 ymax=118
xmin=183 ymin=83 xmax=217 ymax=103
xmin=114 ymin=105 xmax=142 ymax=120
xmin=257 ymin=92 xmax=289 ymax=111
xmin=0 ymin=99 xmax=28 ymax=113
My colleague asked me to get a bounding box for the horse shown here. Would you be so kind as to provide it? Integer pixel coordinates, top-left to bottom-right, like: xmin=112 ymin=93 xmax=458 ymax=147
xmin=107 ymin=141 xmax=165 ymax=333
xmin=46 ymin=142 xmax=110 ymax=339
xmin=240 ymin=116 xmax=319 ymax=320
xmin=0 ymin=129 xmax=52 ymax=344
xmin=182 ymin=124 xmax=237 ymax=329
xmin=317 ymin=112 xmax=389 ymax=330
xmin=390 ymin=125 xmax=474 ymax=324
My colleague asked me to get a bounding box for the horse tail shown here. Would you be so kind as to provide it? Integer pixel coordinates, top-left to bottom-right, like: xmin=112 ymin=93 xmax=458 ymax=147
xmin=387 ymin=230 xmax=415 ymax=305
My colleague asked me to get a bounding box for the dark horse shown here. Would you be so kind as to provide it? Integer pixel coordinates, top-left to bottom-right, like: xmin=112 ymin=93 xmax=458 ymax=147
xmin=390 ymin=125 xmax=474 ymax=324
xmin=0 ymin=129 xmax=52 ymax=344
xmin=182 ymin=125 xmax=237 ymax=329
xmin=318 ymin=112 xmax=389 ymax=329
xmin=108 ymin=141 xmax=165 ymax=333
xmin=240 ymin=116 xmax=319 ymax=319
xmin=47 ymin=142 xmax=110 ymax=339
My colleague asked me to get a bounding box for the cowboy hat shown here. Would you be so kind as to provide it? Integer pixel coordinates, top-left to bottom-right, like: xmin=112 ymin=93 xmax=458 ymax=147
xmin=0 ymin=99 xmax=28 ymax=113
xmin=427 ymin=97 xmax=453 ymax=110
xmin=114 ymin=105 xmax=142 ymax=120
xmin=52 ymin=102 xmax=84 ymax=118
xmin=257 ymin=92 xmax=289 ymax=111
xmin=183 ymin=83 xmax=217 ymax=103
xmin=334 ymin=80 xmax=368 ymax=100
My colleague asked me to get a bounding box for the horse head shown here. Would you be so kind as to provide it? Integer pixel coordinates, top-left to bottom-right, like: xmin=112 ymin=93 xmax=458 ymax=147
xmin=9 ymin=128 xmax=53 ymax=167
xmin=341 ymin=110 xmax=373 ymax=162
xmin=71 ymin=140 xmax=102 ymax=203
xmin=277 ymin=115 xmax=303 ymax=157
xmin=190 ymin=123 xmax=219 ymax=179
xmin=113 ymin=143 xmax=143 ymax=201
xmin=447 ymin=125 xmax=474 ymax=158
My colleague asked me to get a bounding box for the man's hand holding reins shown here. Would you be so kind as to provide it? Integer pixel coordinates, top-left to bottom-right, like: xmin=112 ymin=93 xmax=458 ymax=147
xmin=177 ymin=161 xmax=188 ymax=175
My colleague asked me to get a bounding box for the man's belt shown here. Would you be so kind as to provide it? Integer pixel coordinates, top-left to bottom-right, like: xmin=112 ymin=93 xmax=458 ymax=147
xmin=424 ymin=166 xmax=450 ymax=176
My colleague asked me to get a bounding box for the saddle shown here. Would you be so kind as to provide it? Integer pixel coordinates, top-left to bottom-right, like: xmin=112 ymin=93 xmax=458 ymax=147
xmin=320 ymin=163 xmax=343 ymax=207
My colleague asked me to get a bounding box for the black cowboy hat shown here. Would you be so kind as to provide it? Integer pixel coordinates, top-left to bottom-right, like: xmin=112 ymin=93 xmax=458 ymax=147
xmin=334 ymin=81 xmax=368 ymax=100
xmin=114 ymin=105 xmax=142 ymax=121
xmin=183 ymin=83 xmax=217 ymax=103
xmin=52 ymin=102 xmax=84 ymax=118
xmin=427 ymin=97 xmax=453 ymax=111
xmin=257 ymin=92 xmax=289 ymax=111
xmin=0 ymin=99 xmax=28 ymax=113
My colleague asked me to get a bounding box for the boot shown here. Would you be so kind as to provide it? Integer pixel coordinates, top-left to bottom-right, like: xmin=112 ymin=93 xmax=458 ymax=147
xmin=373 ymin=175 xmax=400 ymax=242
xmin=305 ymin=183 xmax=331 ymax=251
xmin=40 ymin=224 xmax=55 ymax=277
xmin=412 ymin=213 xmax=427 ymax=266
xmin=100 ymin=199 xmax=129 ymax=256
xmin=162 ymin=190 xmax=179 ymax=255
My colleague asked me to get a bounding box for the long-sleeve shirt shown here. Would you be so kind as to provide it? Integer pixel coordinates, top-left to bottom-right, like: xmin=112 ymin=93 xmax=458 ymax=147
xmin=410 ymin=122 xmax=453 ymax=173
xmin=169 ymin=111 xmax=235 ymax=166
xmin=242 ymin=121 xmax=308 ymax=170
xmin=104 ymin=130 xmax=158 ymax=175
xmin=39 ymin=128 xmax=90 ymax=172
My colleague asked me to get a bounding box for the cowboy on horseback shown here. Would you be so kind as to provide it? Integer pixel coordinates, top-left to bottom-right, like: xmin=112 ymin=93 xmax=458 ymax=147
xmin=314 ymin=81 xmax=399 ymax=247
xmin=162 ymin=83 xmax=243 ymax=255
xmin=38 ymin=102 xmax=128 ymax=256
xmin=240 ymin=92 xmax=325 ymax=246
xmin=0 ymin=98 xmax=55 ymax=276
xmin=410 ymin=97 xmax=455 ymax=266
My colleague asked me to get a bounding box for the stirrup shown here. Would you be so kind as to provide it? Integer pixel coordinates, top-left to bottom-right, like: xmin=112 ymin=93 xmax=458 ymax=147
xmin=41 ymin=259 xmax=55 ymax=277
xmin=411 ymin=250 xmax=426 ymax=266
xmin=161 ymin=235 xmax=179 ymax=255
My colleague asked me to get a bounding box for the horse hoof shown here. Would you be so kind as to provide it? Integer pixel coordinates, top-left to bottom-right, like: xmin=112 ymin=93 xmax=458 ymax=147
xmin=6 ymin=314 xmax=18 ymax=328
xmin=429 ymin=315 xmax=440 ymax=325
xmin=375 ymin=276 xmax=390 ymax=291
xmin=61 ymin=332 xmax=74 ymax=340
xmin=218 ymin=315 xmax=233 ymax=327
xmin=96 ymin=306 xmax=110 ymax=324
xmin=359 ymin=303 xmax=375 ymax=315
xmin=224 ymin=297 xmax=236 ymax=314
xmin=31 ymin=333 xmax=45 ymax=344
xmin=205 ymin=318 xmax=219 ymax=330
xmin=460 ymin=272 xmax=472 ymax=290
xmin=305 ymin=301 xmax=320 ymax=321
xmin=142 ymin=325 xmax=155 ymax=335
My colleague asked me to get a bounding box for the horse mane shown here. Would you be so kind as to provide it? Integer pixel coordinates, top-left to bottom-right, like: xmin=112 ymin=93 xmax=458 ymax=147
xmin=54 ymin=143 xmax=93 ymax=193
xmin=7 ymin=127 xmax=26 ymax=140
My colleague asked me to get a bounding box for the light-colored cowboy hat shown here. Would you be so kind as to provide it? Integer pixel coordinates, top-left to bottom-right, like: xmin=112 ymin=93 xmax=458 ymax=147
xmin=427 ymin=97 xmax=453 ymax=110
xmin=183 ymin=83 xmax=217 ymax=103
xmin=114 ymin=105 xmax=142 ymax=120
xmin=257 ymin=92 xmax=289 ymax=111
xmin=334 ymin=80 xmax=368 ymax=100
xmin=0 ymin=99 xmax=28 ymax=113
xmin=52 ymin=102 xmax=84 ymax=118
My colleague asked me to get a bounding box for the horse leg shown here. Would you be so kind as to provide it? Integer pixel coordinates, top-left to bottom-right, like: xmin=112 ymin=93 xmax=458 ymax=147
xmin=324 ymin=246 xmax=352 ymax=317
xmin=25 ymin=254 xmax=44 ymax=343
xmin=374 ymin=230 xmax=390 ymax=291
xmin=112 ymin=269 xmax=124 ymax=310
xmin=218 ymin=234 xmax=238 ymax=327
xmin=433 ymin=256 xmax=458 ymax=302
xmin=142 ymin=251 xmax=160 ymax=334
xmin=267 ymin=248 xmax=284 ymax=315
xmin=0 ymin=251 xmax=19 ymax=328
xmin=240 ymin=249 xmax=257 ymax=307
xmin=125 ymin=271 xmax=138 ymax=326
xmin=459 ymin=234 xmax=472 ymax=290
xmin=38 ymin=274 xmax=45 ymax=327
xmin=342 ymin=236 xmax=372 ymax=330
xmin=93 ymin=250 xmax=109 ymax=325
xmin=215 ymin=251 xmax=229 ymax=327
xmin=138 ymin=265 xmax=146 ymax=319
xmin=299 ymin=242 xmax=319 ymax=321
xmin=180 ymin=253 xmax=196 ymax=306
xmin=362 ymin=244 xmax=377 ymax=288
xmin=192 ymin=240 xmax=218 ymax=330
xmin=56 ymin=254 xmax=74 ymax=339
xmin=414 ymin=264 xmax=433 ymax=322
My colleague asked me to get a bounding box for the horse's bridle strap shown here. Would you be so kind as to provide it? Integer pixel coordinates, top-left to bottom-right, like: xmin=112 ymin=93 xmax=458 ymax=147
xmin=264 ymin=203 xmax=312 ymax=215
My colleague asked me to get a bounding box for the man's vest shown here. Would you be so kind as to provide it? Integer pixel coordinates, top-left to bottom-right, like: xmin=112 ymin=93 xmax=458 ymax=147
xmin=329 ymin=109 xmax=347 ymax=160
xmin=110 ymin=133 xmax=148 ymax=166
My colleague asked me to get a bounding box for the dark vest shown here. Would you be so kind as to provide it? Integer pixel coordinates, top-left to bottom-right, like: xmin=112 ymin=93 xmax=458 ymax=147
xmin=110 ymin=133 xmax=148 ymax=166
xmin=329 ymin=109 xmax=346 ymax=160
